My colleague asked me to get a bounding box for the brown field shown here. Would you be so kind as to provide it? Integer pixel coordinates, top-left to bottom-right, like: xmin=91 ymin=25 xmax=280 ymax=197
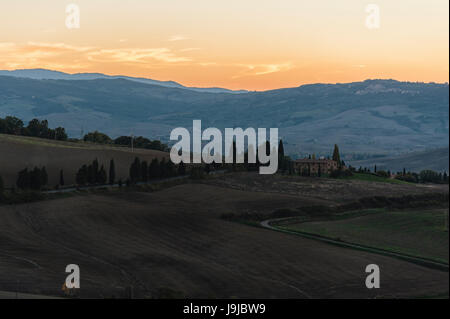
xmin=0 ymin=181 xmax=448 ymax=299
xmin=201 ymin=172 xmax=449 ymax=203
xmin=0 ymin=134 xmax=168 ymax=188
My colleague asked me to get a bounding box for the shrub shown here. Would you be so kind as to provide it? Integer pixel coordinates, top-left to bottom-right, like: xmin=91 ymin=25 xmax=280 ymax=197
xmin=329 ymin=169 xmax=353 ymax=179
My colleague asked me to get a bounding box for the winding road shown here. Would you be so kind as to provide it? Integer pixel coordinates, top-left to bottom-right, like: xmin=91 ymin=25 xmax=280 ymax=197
xmin=260 ymin=218 xmax=449 ymax=272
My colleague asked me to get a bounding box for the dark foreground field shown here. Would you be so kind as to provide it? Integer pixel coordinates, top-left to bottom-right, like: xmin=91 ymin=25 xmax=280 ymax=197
xmin=0 ymin=175 xmax=448 ymax=299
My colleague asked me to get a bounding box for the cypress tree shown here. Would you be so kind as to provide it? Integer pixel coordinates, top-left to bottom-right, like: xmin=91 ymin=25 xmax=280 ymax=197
xmin=141 ymin=161 xmax=148 ymax=182
xmin=129 ymin=157 xmax=141 ymax=183
xmin=17 ymin=168 xmax=31 ymax=190
xmin=278 ymin=140 xmax=285 ymax=158
xmin=99 ymin=165 xmax=107 ymax=184
xmin=76 ymin=165 xmax=88 ymax=185
xmin=332 ymin=144 xmax=341 ymax=167
xmin=149 ymin=158 xmax=159 ymax=179
xmin=41 ymin=166 xmax=48 ymax=187
xmin=160 ymin=158 xmax=166 ymax=177
xmin=87 ymin=165 xmax=95 ymax=184
xmin=109 ymin=159 xmax=115 ymax=185
xmin=278 ymin=140 xmax=285 ymax=172
xmin=93 ymin=159 xmax=99 ymax=180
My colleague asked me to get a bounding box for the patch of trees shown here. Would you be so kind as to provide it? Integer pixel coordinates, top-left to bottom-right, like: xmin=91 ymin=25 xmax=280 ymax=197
xmin=395 ymin=169 xmax=449 ymax=184
xmin=16 ymin=167 xmax=48 ymax=190
xmin=114 ymin=136 xmax=169 ymax=152
xmin=0 ymin=116 xmax=67 ymax=140
xmin=353 ymin=165 xmax=449 ymax=184
xmin=82 ymin=132 xmax=169 ymax=152
xmin=83 ymin=131 xmax=112 ymax=144
xmin=128 ymin=157 xmax=179 ymax=184
xmin=75 ymin=159 xmax=109 ymax=186
xmin=1 ymin=115 xmax=168 ymax=152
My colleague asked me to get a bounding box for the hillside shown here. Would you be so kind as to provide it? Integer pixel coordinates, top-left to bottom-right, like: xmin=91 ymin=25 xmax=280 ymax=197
xmin=349 ymin=147 xmax=449 ymax=173
xmin=0 ymin=134 xmax=168 ymax=188
xmin=0 ymin=69 xmax=248 ymax=94
xmin=0 ymin=74 xmax=448 ymax=157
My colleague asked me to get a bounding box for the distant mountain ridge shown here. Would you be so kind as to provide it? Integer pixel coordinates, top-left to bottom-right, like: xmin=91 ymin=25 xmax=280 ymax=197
xmin=0 ymin=69 xmax=249 ymax=94
xmin=0 ymin=74 xmax=448 ymax=169
xmin=349 ymin=147 xmax=449 ymax=173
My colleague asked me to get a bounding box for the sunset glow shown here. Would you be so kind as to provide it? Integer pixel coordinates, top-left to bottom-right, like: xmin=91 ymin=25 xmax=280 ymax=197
xmin=0 ymin=0 xmax=448 ymax=90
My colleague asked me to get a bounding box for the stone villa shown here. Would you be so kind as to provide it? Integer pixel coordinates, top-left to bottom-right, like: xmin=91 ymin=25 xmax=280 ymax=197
xmin=293 ymin=157 xmax=339 ymax=175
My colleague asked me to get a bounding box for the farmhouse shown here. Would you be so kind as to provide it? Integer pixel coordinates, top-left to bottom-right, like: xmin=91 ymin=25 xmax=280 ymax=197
xmin=294 ymin=158 xmax=339 ymax=175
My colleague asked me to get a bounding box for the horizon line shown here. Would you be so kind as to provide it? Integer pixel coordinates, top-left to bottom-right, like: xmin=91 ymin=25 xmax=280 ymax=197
xmin=1 ymin=67 xmax=449 ymax=93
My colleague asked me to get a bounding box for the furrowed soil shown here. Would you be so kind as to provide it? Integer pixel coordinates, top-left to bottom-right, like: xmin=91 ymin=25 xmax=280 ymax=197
xmin=0 ymin=178 xmax=448 ymax=298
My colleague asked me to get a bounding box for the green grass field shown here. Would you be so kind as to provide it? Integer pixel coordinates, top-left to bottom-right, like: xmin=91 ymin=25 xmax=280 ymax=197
xmin=281 ymin=209 xmax=449 ymax=264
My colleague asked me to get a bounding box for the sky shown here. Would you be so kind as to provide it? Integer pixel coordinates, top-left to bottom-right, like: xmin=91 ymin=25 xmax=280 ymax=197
xmin=0 ymin=0 xmax=448 ymax=91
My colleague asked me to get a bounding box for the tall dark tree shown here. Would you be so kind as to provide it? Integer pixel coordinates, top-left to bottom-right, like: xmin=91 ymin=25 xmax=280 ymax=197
xmin=332 ymin=144 xmax=341 ymax=167
xmin=109 ymin=159 xmax=116 ymax=185
xmin=40 ymin=166 xmax=48 ymax=187
xmin=30 ymin=167 xmax=41 ymax=190
xmin=278 ymin=140 xmax=285 ymax=158
xmin=160 ymin=158 xmax=167 ymax=177
xmin=76 ymin=165 xmax=88 ymax=185
xmin=278 ymin=139 xmax=285 ymax=172
xmin=129 ymin=157 xmax=141 ymax=183
xmin=87 ymin=165 xmax=95 ymax=184
xmin=92 ymin=159 xmax=99 ymax=183
xmin=98 ymin=165 xmax=107 ymax=184
xmin=149 ymin=158 xmax=160 ymax=179
xmin=16 ymin=168 xmax=30 ymax=189
xmin=141 ymin=161 xmax=149 ymax=182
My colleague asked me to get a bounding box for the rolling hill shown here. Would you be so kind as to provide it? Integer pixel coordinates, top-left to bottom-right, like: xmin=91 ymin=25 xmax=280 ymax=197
xmin=349 ymin=147 xmax=450 ymax=173
xmin=0 ymin=134 xmax=168 ymax=188
xmin=0 ymin=71 xmax=448 ymax=162
xmin=0 ymin=69 xmax=248 ymax=94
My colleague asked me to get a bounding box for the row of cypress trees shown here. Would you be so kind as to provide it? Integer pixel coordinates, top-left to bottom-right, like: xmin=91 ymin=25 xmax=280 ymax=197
xmin=16 ymin=167 xmax=48 ymax=190
xmin=129 ymin=157 xmax=185 ymax=184
xmin=75 ymin=159 xmax=111 ymax=186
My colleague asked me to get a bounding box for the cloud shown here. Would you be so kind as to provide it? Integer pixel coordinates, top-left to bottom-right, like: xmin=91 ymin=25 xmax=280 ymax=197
xmin=232 ymin=63 xmax=293 ymax=78
xmin=87 ymin=48 xmax=192 ymax=63
xmin=198 ymin=62 xmax=218 ymax=66
xmin=168 ymin=35 xmax=189 ymax=42
xmin=0 ymin=42 xmax=192 ymax=70
xmin=180 ymin=47 xmax=201 ymax=52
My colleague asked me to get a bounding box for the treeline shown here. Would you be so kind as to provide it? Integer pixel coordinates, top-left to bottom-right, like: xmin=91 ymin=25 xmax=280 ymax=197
xmin=0 ymin=115 xmax=168 ymax=152
xmin=348 ymin=165 xmax=449 ymax=184
xmin=75 ymin=159 xmax=109 ymax=186
xmin=395 ymin=169 xmax=448 ymax=184
xmin=16 ymin=167 xmax=48 ymax=190
xmin=74 ymin=156 xmax=188 ymax=187
xmin=83 ymin=131 xmax=169 ymax=152
xmin=129 ymin=157 xmax=184 ymax=183
xmin=0 ymin=116 xmax=67 ymax=140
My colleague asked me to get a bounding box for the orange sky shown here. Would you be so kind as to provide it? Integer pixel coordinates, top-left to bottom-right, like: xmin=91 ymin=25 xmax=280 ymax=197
xmin=0 ymin=0 xmax=448 ymax=90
